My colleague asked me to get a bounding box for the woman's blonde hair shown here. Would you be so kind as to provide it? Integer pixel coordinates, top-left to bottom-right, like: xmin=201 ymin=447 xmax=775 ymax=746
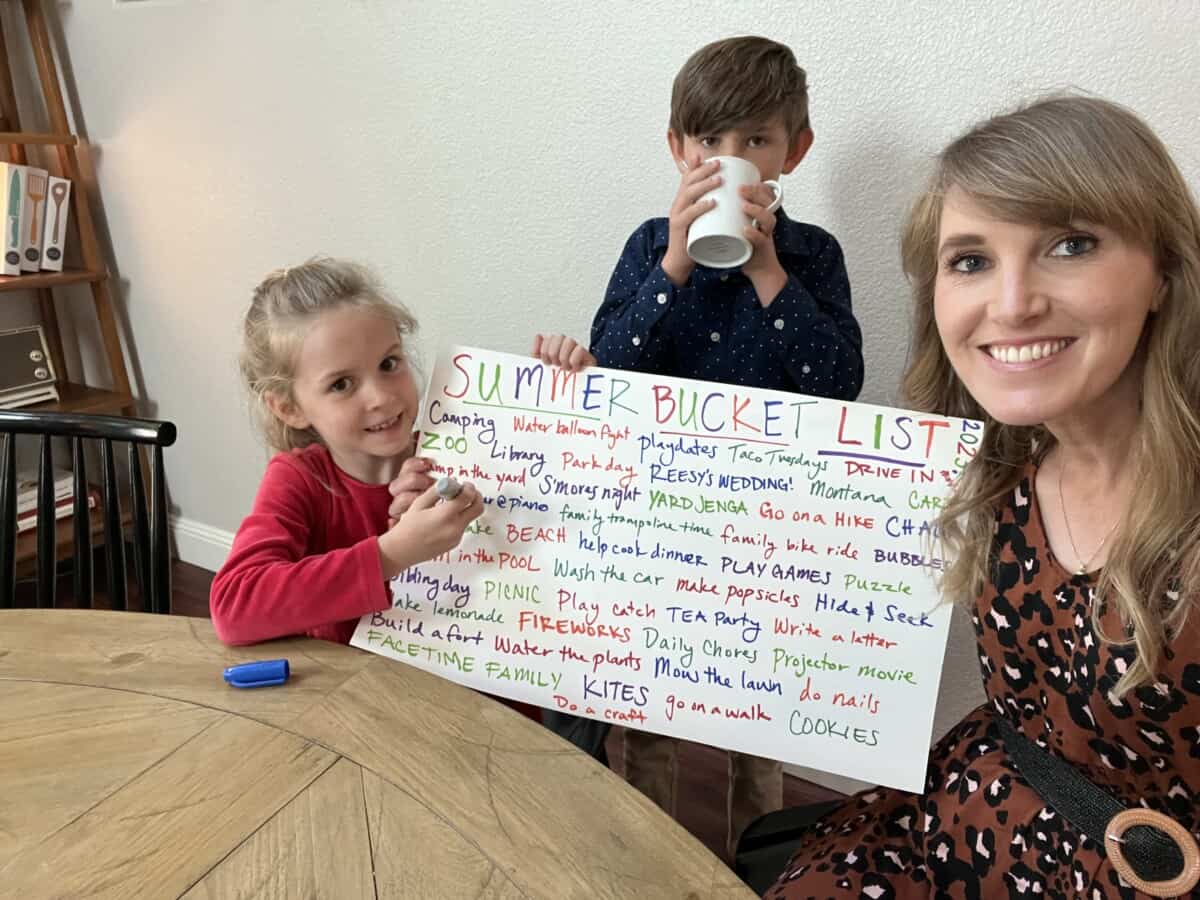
xmin=240 ymin=257 xmax=418 ymax=453
xmin=900 ymin=95 xmax=1200 ymax=695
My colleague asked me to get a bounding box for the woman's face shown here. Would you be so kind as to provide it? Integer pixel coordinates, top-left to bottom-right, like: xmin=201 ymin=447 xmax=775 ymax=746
xmin=933 ymin=187 xmax=1162 ymax=430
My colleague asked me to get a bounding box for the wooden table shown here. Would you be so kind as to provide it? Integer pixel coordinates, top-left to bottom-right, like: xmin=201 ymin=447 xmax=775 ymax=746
xmin=0 ymin=610 xmax=753 ymax=899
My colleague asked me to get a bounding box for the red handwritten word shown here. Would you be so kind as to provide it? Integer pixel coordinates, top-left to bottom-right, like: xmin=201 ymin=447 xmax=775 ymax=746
xmin=604 ymin=707 xmax=648 ymax=724
xmin=835 ymin=406 xmax=951 ymax=459
xmin=663 ymin=694 xmax=772 ymax=723
xmin=676 ymin=575 xmax=719 ymax=595
xmin=611 ymin=600 xmax=656 ymax=619
xmin=498 ymin=552 xmax=541 ymax=572
xmin=552 ymin=695 xmax=649 ymax=725
xmin=505 ymin=524 xmax=567 ymax=544
xmin=518 ymin=611 xmax=631 ymax=643
xmin=772 ymin=618 xmax=822 ymax=638
xmin=844 ymin=460 xmax=904 ymax=480
xmin=561 ymin=451 xmax=637 ymax=487
xmin=834 ymin=512 xmax=875 ymax=529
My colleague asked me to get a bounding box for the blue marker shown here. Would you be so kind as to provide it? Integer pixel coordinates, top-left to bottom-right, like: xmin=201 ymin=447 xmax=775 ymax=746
xmin=223 ymin=659 xmax=289 ymax=688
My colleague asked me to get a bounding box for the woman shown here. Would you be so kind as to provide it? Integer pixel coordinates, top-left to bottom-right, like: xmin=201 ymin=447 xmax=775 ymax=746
xmin=767 ymin=95 xmax=1200 ymax=899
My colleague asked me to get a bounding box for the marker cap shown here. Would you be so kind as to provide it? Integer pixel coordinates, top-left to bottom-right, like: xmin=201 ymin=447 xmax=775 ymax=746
xmin=223 ymin=658 xmax=290 ymax=688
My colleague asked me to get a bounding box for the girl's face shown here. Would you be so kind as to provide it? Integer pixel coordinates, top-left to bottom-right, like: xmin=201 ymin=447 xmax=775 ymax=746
xmin=273 ymin=306 xmax=418 ymax=483
xmin=933 ymin=188 xmax=1162 ymax=432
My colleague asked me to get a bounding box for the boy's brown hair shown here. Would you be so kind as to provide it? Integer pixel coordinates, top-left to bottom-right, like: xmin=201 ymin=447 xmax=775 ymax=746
xmin=669 ymin=36 xmax=809 ymax=139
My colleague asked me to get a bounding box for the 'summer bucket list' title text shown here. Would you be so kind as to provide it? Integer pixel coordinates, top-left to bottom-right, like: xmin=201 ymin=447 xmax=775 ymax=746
xmin=353 ymin=347 xmax=977 ymax=790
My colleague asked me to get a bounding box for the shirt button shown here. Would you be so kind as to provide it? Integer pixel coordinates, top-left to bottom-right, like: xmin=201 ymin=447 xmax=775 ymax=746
xmin=656 ymin=292 xmax=667 ymax=304
xmin=773 ymin=318 xmax=785 ymax=330
xmin=720 ymin=273 xmax=730 ymax=282
xmin=801 ymin=364 xmax=811 ymax=374
xmin=632 ymin=336 xmax=641 ymax=347
xmin=710 ymin=332 xmax=721 ymax=343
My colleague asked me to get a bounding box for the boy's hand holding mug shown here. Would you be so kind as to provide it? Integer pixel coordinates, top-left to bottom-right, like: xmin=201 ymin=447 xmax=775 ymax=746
xmin=662 ymin=158 xmax=722 ymax=286
xmin=738 ymin=180 xmax=789 ymax=304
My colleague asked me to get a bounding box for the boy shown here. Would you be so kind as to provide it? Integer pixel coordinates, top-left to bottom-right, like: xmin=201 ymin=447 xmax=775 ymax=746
xmin=533 ymin=36 xmax=863 ymax=859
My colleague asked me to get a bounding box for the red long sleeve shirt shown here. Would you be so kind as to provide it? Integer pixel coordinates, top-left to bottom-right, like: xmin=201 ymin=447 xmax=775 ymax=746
xmin=210 ymin=445 xmax=392 ymax=645
xmin=210 ymin=444 xmax=541 ymax=723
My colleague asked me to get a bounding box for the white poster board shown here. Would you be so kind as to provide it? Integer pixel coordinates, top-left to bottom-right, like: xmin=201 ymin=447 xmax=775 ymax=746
xmin=352 ymin=346 xmax=979 ymax=791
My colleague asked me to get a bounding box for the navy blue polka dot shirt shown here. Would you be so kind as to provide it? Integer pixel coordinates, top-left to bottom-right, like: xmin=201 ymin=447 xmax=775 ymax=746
xmin=591 ymin=211 xmax=864 ymax=400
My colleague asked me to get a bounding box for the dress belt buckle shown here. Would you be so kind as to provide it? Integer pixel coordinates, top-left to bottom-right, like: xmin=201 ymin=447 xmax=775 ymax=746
xmin=1105 ymin=808 xmax=1200 ymax=897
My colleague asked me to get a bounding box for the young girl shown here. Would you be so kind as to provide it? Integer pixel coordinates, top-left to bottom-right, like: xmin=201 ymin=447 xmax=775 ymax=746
xmin=767 ymin=97 xmax=1200 ymax=899
xmin=210 ymin=259 xmax=539 ymax=720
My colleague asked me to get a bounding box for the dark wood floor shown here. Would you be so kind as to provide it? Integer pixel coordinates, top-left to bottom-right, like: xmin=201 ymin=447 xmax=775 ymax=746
xmin=160 ymin=562 xmax=849 ymax=865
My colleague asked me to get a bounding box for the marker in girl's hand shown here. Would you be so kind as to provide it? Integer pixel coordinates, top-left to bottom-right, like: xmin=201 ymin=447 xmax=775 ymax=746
xmin=436 ymin=476 xmax=462 ymax=501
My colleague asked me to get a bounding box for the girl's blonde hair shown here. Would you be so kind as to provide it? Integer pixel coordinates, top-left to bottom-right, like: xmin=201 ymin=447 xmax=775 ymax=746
xmin=240 ymin=257 xmax=418 ymax=453
xmin=900 ymin=95 xmax=1200 ymax=696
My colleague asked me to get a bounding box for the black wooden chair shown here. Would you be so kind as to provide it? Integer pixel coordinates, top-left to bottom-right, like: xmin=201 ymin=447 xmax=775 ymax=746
xmin=734 ymin=799 xmax=846 ymax=895
xmin=0 ymin=409 xmax=177 ymax=613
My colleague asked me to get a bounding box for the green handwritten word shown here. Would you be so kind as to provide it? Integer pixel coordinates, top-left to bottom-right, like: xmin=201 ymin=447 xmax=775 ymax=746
xmin=648 ymin=489 xmax=748 ymax=516
xmin=701 ymin=638 xmax=757 ymax=664
xmin=553 ymin=558 xmax=596 ymax=583
xmin=363 ymin=632 xmax=475 ymax=672
xmin=908 ymin=491 xmax=944 ymax=510
xmin=643 ymin=626 xmax=694 ymax=668
xmin=788 ymin=712 xmax=880 ymax=745
xmin=483 ymin=662 xmax=562 ymax=690
xmin=842 ymin=574 xmax=912 ymax=595
xmin=484 ymin=580 xmax=540 ymax=605
xmin=809 ymin=481 xmax=892 ymax=507
xmin=772 ymin=648 xmax=850 ymax=677
xmin=857 ymin=664 xmax=918 ymax=684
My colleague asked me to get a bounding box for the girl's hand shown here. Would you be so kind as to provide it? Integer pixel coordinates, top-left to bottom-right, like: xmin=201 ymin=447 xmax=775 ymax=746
xmin=378 ymin=481 xmax=484 ymax=577
xmin=387 ymin=455 xmax=436 ymax=525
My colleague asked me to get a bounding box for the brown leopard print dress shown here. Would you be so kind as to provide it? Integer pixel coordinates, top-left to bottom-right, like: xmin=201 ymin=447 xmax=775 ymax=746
xmin=766 ymin=465 xmax=1200 ymax=899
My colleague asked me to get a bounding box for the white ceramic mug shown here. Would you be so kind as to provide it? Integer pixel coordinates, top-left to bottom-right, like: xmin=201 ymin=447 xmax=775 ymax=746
xmin=686 ymin=156 xmax=783 ymax=269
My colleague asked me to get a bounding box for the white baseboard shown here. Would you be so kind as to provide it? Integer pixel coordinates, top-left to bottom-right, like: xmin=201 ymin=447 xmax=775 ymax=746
xmin=172 ymin=515 xmax=233 ymax=572
xmin=783 ymin=764 xmax=871 ymax=797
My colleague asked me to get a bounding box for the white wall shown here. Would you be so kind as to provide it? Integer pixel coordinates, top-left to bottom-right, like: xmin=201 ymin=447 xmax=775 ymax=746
xmin=33 ymin=0 xmax=1200 ymax=788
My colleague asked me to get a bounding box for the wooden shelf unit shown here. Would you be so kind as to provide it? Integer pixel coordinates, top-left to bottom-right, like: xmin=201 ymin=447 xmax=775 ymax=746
xmin=0 ymin=0 xmax=136 ymax=420
xmin=2 ymin=1 xmax=145 ymax=572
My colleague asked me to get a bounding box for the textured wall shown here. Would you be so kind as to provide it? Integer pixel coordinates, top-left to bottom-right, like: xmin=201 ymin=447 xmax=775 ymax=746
xmin=36 ymin=0 xmax=1200 ymax=782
